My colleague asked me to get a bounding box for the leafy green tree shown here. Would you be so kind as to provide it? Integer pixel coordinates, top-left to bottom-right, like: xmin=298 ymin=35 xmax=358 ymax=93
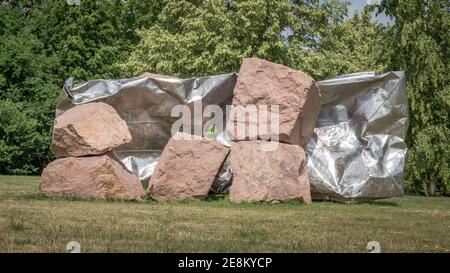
xmin=123 ymin=0 xmax=388 ymax=80
xmin=0 ymin=2 xmax=59 ymax=174
xmin=26 ymin=0 xmax=165 ymax=80
xmin=0 ymin=1 xmax=59 ymax=102
xmin=290 ymin=5 xmax=391 ymax=79
xmin=0 ymin=0 xmax=164 ymax=174
xmin=379 ymin=0 xmax=450 ymax=196
xmin=123 ymin=0 xmax=295 ymax=77
xmin=0 ymin=100 xmax=52 ymax=174
xmin=287 ymin=0 xmax=346 ymax=77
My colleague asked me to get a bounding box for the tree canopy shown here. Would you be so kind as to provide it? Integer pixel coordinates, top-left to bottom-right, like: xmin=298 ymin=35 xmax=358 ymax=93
xmin=379 ymin=0 xmax=449 ymax=196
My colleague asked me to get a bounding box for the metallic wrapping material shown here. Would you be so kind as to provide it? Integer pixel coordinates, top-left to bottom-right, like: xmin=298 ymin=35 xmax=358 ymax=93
xmin=56 ymin=73 xmax=237 ymax=182
xmin=56 ymin=70 xmax=408 ymax=202
xmin=306 ymin=71 xmax=408 ymax=202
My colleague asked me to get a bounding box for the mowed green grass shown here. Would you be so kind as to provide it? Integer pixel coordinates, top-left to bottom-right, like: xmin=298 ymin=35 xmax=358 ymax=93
xmin=0 ymin=175 xmax=449 ymax=253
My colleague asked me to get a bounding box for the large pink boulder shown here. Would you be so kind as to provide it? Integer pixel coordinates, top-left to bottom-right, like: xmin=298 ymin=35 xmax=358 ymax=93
xmin=228 ymin=58 xmax=321 ymax=146
xmin=51 ymin=102 xmax=132 ymax=157
xmin=229 ymin=141 xmax=312 ymax=204
xmin=148 ymin=132 xmax=229 ymax=201
xmin=40 ymin=154 xmax=145 ymax=200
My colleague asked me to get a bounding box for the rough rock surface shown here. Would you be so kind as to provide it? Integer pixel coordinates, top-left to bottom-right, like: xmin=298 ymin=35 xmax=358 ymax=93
xmin=228 ymin=58 xmax=321 ymax=146
xmin=148 ymin=132 xmax=229 ymax=201
xmin=51 ymin=102 xmax=132 ymax=157
xmin=40 ymin=154 xmax=145 ymax=200
xmin=229 ymin=141 xmax=312 ymax=204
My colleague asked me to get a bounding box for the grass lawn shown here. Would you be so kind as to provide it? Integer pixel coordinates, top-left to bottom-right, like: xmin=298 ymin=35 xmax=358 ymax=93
xmin=0 ymin=175 xmax=449 ymax=253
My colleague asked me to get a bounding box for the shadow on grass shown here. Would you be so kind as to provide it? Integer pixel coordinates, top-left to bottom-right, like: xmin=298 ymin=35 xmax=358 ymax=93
xmin=205 ymin=194 xmax=227 ymax=202
xmin=302 ymin=198 xmax=400 ymax=207
xmin=13 ymin=193 xmax=48 ymax=201
xmin=13 ymin=193 xmax=157 ymax=205
xmin=10 ymin=192 xmax=400 ymax=208
xmin=366 ymin=201 xmax=399 ymax=207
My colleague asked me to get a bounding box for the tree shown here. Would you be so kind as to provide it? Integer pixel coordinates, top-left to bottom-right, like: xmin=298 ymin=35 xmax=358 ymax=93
xmin=289 ymin=4 xmax=391 ymax=79
xmin=123 ymin=0 xmax=296 ymax=77
xmin=0 ymin=99 xmax=53 ymax=174
xmin=379 ymin=0 xmax=450 ymax=196
xmin=123 ymin=0 xmax=390 ymax=80
xmin=25 ymin=0 xmax=165 ymax=80
xmin=0 ymin=2 xmax=59 ymax=174
xmin=0 ymin=0 xmax=164 ymax=174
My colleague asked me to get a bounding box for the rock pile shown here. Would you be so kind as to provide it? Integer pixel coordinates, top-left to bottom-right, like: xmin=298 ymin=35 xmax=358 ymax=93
xmin=41 ymin=58 xmax=321 ymax=204
xmin=40 ymin=102 xmax=145 ymax=200
xmin=227 ymin=58 xmax=321 ymax=204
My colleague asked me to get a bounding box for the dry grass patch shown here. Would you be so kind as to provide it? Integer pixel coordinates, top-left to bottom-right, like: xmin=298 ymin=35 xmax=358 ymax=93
xmin=0 ymin=175 xmax=449 ymax=252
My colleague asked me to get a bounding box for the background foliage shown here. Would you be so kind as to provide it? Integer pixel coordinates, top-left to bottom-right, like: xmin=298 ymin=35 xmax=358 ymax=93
xmin=378 ymin=0 xmax=450 ymax=196
xmin=0 ymin=0 xmax=448 ymax=195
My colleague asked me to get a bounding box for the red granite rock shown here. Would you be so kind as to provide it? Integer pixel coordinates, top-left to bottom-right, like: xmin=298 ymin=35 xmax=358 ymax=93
xmin=51 ymin=102 xmax=131 ymax=157
xmin=228 ymin=58 xmax=321 ymax=146
xmin=40 ymin=154 xmax=145 ymax=200
xmin=148 ymin=132 xmax=229 ymax=201
xmin=229 ymin=141 xmax=312 ymax=204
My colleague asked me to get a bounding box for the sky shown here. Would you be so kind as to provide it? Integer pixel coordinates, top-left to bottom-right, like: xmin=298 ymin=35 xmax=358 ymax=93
xmin=281 ymin=0 xmax=392 ymax=39
xmin=327 ymin=0 xmax=393 ymax=25
xmin=345 ymin=0 xmax=392 ymax=24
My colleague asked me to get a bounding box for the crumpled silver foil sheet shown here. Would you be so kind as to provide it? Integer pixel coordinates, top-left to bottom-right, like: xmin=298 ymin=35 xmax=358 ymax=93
xmin=56 ymin=71 xmax=408 ymax=202
xmin=56 ymin=73 xmax=237 ymax=182
xmin=306 ymin=71 xmax=408 ymax=202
